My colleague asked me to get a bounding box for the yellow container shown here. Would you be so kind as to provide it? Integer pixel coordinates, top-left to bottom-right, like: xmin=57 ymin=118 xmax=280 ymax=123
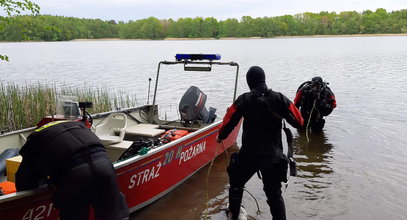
xmin=6 ymin=155 xmax=22 ymax=183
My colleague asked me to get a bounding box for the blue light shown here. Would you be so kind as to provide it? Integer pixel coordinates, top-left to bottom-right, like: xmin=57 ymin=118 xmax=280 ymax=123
xmin=175 ymin=54 xmax=221 ymax=61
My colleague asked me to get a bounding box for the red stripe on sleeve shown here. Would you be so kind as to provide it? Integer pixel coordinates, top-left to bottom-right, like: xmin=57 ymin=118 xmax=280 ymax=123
xmin=218 ymin=103 xmax=239 ymax=141
xmin=221 ymin=104 xmax=237 ymax=129
xmin=293 ymin=90 xmax=303 ymax=106
xmin=288 ymin=103 xmax=304 ymax=127
xmin=330 ymin=95 xmax=337 ymax=108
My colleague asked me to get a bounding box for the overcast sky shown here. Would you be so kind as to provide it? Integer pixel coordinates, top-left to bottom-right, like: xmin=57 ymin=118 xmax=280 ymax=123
xmin=19 ymin=0 xmax=407 ymax=22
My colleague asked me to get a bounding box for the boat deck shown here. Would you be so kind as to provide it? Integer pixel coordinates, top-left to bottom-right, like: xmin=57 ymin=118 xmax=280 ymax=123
xmin=103 ymin=120 xmax=204 ymax=162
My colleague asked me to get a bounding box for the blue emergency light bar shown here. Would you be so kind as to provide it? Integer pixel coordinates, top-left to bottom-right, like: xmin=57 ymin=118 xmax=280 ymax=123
xmin=175 ymin=54 xmax=221 ymax=61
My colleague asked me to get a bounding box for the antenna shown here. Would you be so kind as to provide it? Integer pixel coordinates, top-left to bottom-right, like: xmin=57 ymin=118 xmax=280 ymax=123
xmin=147 ymin=78 xmax=152 ymax=104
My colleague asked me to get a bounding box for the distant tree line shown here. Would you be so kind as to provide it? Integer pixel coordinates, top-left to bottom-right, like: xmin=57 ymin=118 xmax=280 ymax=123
xmin=0 ymin=15 xmax=118 ymax=41
xmin=1 ymin=8 xmax=407 ymax=41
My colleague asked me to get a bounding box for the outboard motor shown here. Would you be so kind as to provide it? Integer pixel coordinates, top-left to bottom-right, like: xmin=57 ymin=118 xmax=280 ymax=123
xmin=179 ymin=86 xmax=217 ymax=125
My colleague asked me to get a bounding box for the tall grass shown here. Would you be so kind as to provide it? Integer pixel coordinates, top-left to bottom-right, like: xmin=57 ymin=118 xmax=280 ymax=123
xmin=0 ymin=82 xmax=139 ymax=133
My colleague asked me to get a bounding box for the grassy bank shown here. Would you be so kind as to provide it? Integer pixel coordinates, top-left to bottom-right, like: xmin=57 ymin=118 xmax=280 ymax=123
xmin=66 ymin=33 xmax=407 ymax=42
xmin=0 ymin=82 xmax=138 ymax=133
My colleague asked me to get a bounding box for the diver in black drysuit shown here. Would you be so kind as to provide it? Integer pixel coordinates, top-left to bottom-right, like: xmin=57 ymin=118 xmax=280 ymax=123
xmin=16 ymin=121 xmax=129 ymax=220
xmin=294 ymin=76 xmax=336 ymax=133
xmin=217 ymin=66 xmax=304 ymax=220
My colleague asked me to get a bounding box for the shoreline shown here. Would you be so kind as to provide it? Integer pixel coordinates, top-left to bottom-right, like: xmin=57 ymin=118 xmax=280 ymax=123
xmin=69 ymin=33 xmax=407 ymax=41
xmin=1 ymin=33 xmax=406 ymax=43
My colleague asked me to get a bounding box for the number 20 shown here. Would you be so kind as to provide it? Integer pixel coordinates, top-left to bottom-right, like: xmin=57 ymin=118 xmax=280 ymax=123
xmin=163 ymin=150 xmax=174 ymax=166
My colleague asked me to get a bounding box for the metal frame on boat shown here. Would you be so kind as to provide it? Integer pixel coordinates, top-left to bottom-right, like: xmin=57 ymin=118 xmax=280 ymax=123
xmin=0 ymin=54 xmax=241 ymax=219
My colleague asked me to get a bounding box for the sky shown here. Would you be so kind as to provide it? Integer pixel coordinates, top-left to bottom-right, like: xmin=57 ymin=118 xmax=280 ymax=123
xmin=13 ymin=0 xmax=407 ymax=22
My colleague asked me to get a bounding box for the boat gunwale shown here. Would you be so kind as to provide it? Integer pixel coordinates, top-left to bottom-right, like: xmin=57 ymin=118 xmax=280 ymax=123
xmin=0 ymin=187 xmax=47 ymax=204
xmin=0 ymin=127 xmax=35 ymax=138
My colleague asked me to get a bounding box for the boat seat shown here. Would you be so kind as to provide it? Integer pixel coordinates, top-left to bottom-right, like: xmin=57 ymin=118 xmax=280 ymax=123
xmin=105 ymin=140 xmax=133 ymax=162
xmin=95 ymin=113 xmax=128 ymax=145
xmin=106 ymin=140 xmax=133 ymax=150
xmin=125 ymin=123 xmax=165 ymax=137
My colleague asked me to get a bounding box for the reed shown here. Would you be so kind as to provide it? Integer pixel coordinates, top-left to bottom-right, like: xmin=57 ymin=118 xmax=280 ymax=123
xmin=0 ymin=82 xmax=138 ymax=133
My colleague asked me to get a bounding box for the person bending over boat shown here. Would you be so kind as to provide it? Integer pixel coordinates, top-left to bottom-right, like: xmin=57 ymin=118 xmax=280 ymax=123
xmin=217 ymin=66 xmax=304 ymax=220
xmin=294 ymin=76 xmax=336 ymax=133
xmin=15 ymin=121 xmax=129 ymax=220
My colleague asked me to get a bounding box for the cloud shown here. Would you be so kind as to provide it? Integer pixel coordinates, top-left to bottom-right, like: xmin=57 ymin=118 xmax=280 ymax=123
xmin=21 ymin=0 xmax=407 ymax=22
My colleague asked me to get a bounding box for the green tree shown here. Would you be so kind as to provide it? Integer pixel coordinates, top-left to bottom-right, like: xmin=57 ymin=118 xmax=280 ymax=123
xmin=361 ymin=9 xmax=380 ymax=34
xmin=296 ymin=12 xmax=319 ymax=35
xmin=277 ymin=15 xmax=299 ymax=36
xmin=200 ymin=17 xmax=219 ymax=38
xmin=1 ymin=0 xmax=40 ymax=60
xmin=389 ymin=9 xmax=407 ymax=33
xmin=335 ymin=11 xmax=361 ymax=34
xmin=140 ymin=17 xmax=164 ymax=39
xmin=3 ymin=8 xmax=407 ymax=43
xmin=317 ymin=11 xmax=336 ymax=34
xmin=239 ymin=16 xmax=254 ymax=37
xmin=218 ymin=18 xmax=239 ymax=37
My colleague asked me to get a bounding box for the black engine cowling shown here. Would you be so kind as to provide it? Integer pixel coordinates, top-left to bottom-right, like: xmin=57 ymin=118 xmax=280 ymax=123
xmin=179 ymin=86 xmax=216 ymax=124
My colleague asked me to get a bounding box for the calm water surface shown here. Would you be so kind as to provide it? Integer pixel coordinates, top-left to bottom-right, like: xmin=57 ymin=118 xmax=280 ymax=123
xmin=1 ymin=36 xmax=407 ymax=219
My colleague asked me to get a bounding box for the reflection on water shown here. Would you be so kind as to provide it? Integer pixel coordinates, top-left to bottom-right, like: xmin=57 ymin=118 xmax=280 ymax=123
xmin=130 ymin=145 xmax=237 ymax=220
xmin=293 ymin=131 xmax=334 ymax=201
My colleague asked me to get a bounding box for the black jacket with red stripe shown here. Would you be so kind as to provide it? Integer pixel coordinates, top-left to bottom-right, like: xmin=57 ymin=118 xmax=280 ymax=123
xmin=294 ymin=81 xmax=336 ymax=116
xmin=218 ymin=85 xmax=304 ymax=160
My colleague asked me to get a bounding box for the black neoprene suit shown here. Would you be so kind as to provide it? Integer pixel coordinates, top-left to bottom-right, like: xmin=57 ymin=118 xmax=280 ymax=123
xmin=218 ymin=84 xmax=303 ymax=220
xmin=16 ymin=121 xmax=129 ymax=220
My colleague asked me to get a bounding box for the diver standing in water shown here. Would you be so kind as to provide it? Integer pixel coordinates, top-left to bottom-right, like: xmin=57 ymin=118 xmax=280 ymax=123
xmin=294 ymin=76 xmax=336 ymax=133
xmin=217 ymin=66 xmax=304 ymax=220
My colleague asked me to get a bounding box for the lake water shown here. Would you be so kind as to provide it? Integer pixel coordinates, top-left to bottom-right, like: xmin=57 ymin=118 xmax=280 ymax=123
xmin=1 ymin=36 xmax=407 ymax=220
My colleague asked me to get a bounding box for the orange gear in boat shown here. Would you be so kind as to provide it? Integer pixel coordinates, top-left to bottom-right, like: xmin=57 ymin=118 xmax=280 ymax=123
xmin=161 ymin=129 xmax=189 ymax=142
xmin=0 ymin=181 xmax=16 ymax=195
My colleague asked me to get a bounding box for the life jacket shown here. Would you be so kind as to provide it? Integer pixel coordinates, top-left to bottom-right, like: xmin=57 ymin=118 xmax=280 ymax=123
xmin=160 ymin=129 xmax=189 ymax=143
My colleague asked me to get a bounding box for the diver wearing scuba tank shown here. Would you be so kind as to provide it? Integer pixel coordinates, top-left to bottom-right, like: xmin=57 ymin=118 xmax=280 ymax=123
xmin=217 ymin=66 xmax=304 ymax=220
xmin=294 ymin=76 xmax=336 ymax=133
